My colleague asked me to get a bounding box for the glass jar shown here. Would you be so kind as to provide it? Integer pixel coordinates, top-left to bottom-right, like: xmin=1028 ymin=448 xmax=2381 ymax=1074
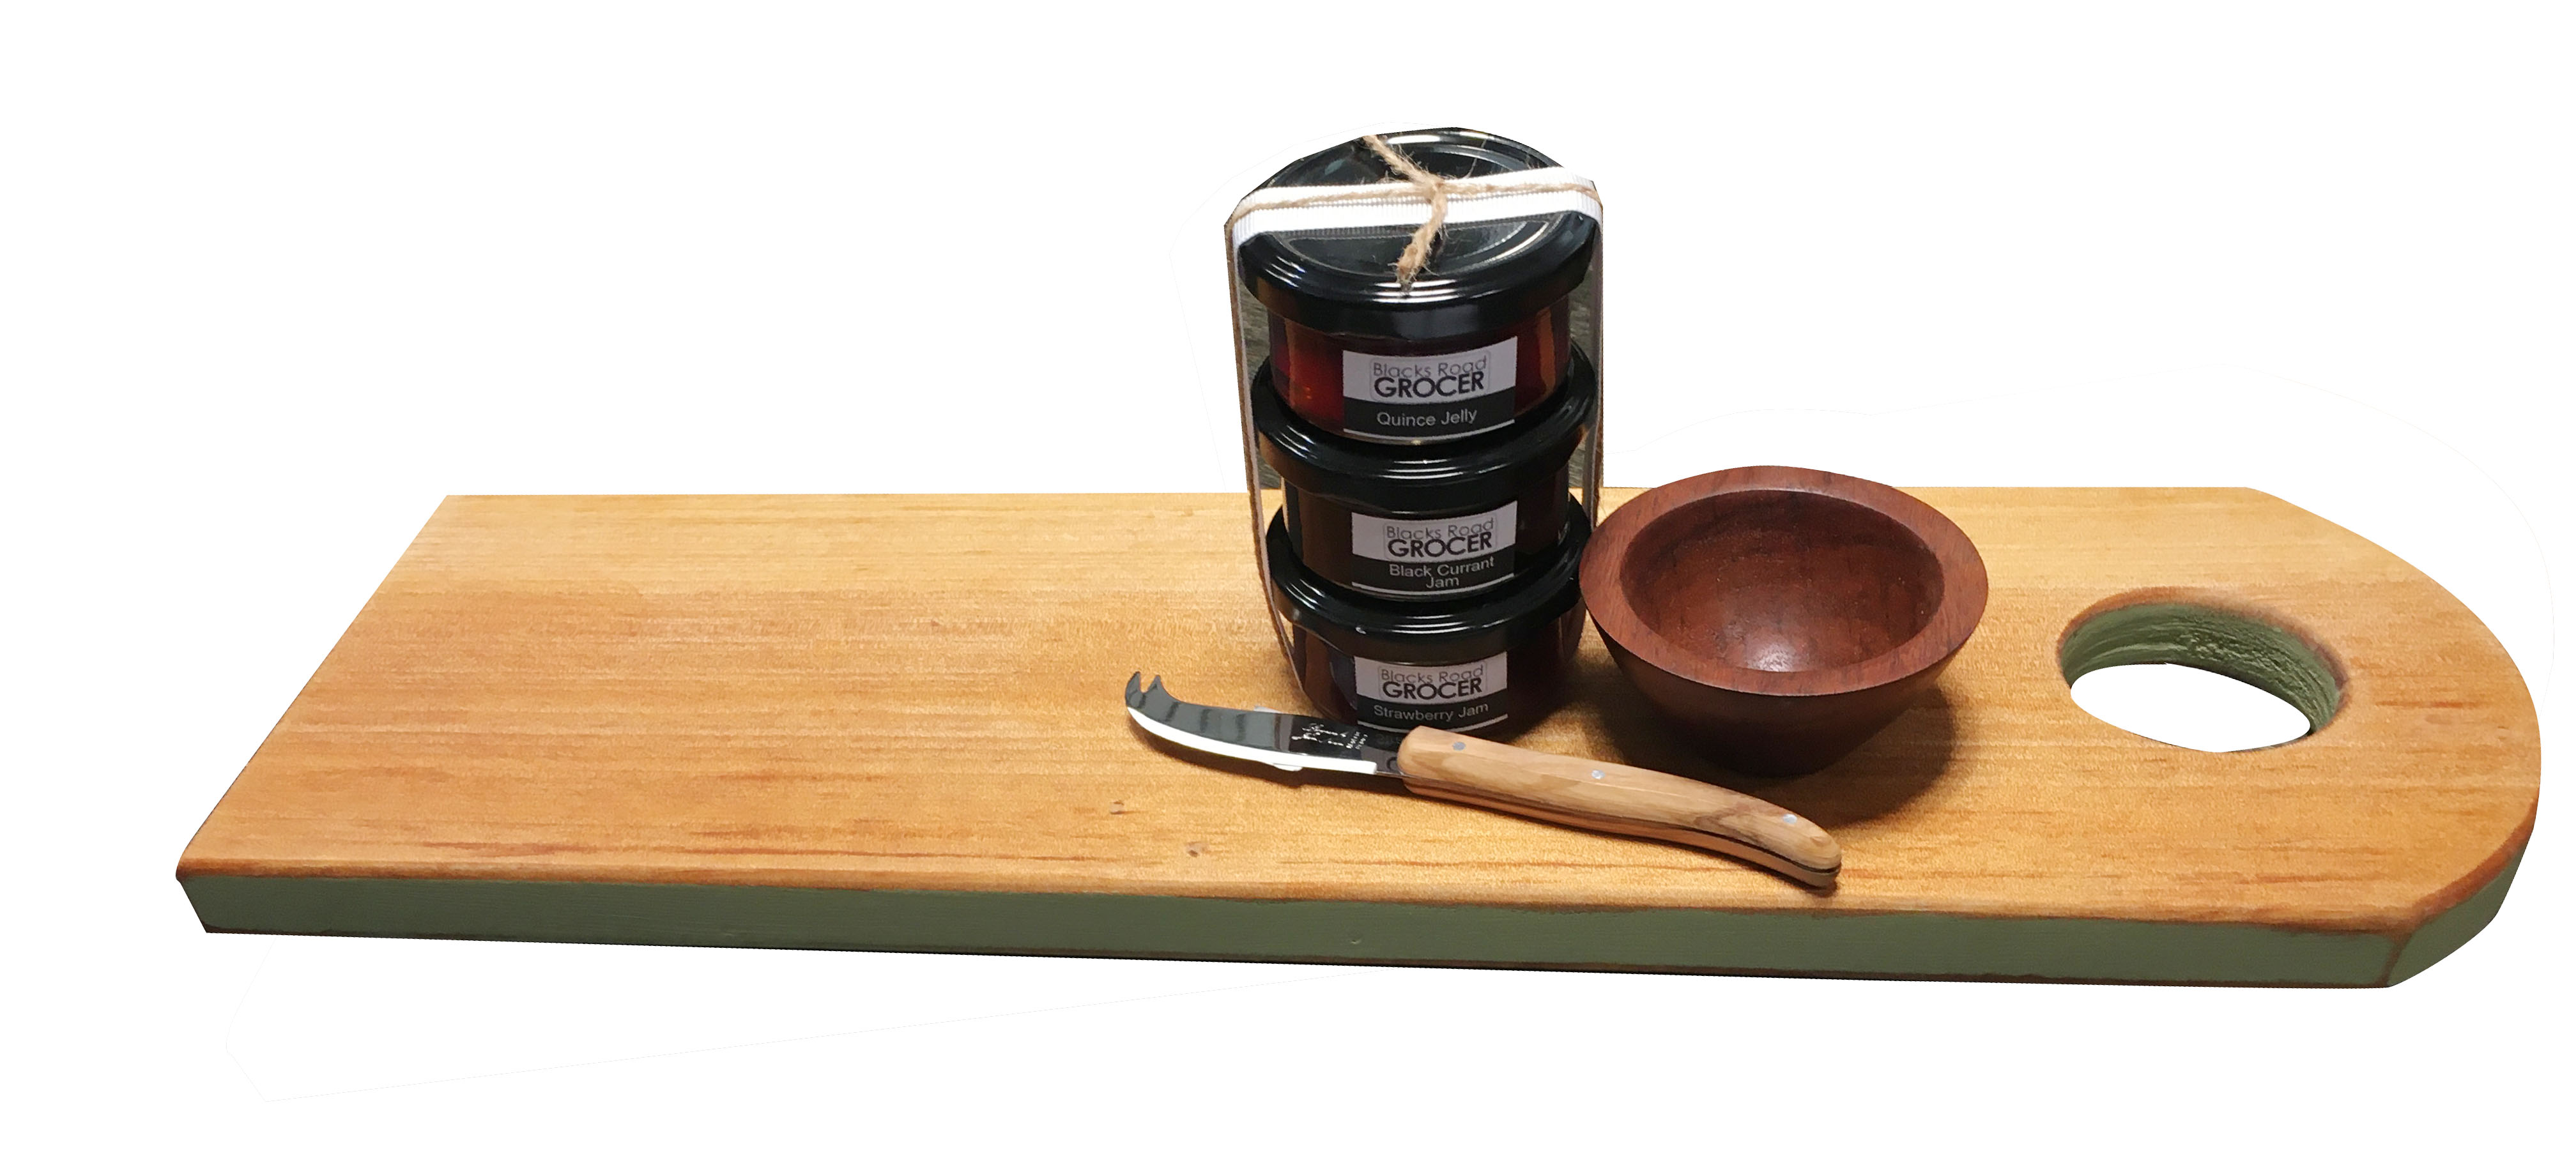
xmin=1255 ymin=349 xmax=1595 ymax=600
xmin=1264 ymin=506 xmax=1591 ymax=738
xmin=1264 ymin=296 xmax=1575 ymax=443
xmin=1235 ymin=129 xmax=1598 ymax=444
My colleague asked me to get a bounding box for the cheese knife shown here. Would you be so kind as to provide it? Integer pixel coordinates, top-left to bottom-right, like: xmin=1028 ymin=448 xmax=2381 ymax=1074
xmin=1124 ymin=673 xmax=1841 ymax=887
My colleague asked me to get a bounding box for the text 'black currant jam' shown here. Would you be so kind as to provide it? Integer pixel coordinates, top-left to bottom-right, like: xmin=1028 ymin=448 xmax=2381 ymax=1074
xmin=1238 ymin=128 xmax=1598 ymax=445
xmin=1264 ymin=506 xmax=1590 ymax=739
xmin=1256 ymin=349 xmax=1595 ymax=600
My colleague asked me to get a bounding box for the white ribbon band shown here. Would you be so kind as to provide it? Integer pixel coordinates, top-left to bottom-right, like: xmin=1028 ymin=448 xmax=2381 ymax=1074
xmin=1227 ymin=166 xmax=1601 ymax=250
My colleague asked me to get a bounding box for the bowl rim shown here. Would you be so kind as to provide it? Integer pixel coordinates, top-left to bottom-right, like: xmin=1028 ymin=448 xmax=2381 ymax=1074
xmin=1581 ymin=466 xmax=1989 ymax=697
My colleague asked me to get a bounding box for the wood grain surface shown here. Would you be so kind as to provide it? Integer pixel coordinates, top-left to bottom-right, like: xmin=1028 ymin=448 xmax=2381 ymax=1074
xmin=1583 ymin=466 xmax=1991 ymax=775
xmin=176 ymin=490 xmax=2540 ymax=984
xmin=1391 ymin=726 xmax=1844 ymax=886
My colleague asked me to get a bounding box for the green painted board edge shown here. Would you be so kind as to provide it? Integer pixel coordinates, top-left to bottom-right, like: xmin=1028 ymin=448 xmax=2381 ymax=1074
xmin=2386 ymin=849 xmax=2522 ymax=985
xmin=179 ymin=849 xmax=2520 ymax=986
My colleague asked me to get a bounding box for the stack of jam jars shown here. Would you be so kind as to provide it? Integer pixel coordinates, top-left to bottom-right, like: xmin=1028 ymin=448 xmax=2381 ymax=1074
xmin=1229 ymin=128 xmax=1602 ymax=738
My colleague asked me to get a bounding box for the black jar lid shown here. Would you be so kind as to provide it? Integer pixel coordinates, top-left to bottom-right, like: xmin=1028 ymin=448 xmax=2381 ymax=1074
xmin=1266 ymin=505 xmax=1591 ymax=663
xmin=1255 ymin=348 xmax=1595 ymax=515
xmin=1237 ymin=128 xmax=1598 ymax=342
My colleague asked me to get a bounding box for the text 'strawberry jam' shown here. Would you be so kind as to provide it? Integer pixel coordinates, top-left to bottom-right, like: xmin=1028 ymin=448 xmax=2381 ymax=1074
xmin=1265 ymin=506 xmax=1590 ymax=739
xmin=1236 ymin=130 xmax=1598 ymax=445
xmin=1255 ymin=351 xmax=1594 ymax=600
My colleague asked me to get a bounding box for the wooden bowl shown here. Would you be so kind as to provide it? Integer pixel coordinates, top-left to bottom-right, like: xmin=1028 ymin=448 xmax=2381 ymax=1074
xmin=1582 ymin=466 xmax=1988 ymax=777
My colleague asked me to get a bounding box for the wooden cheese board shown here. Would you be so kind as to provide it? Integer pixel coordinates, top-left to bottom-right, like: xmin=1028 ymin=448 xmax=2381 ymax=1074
xmin=178 ymin=489 xmax=2538 ymax=986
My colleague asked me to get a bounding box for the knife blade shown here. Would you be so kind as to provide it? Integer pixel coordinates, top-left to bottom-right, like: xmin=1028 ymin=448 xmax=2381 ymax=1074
xmin=1124 ymin=673 xmax=1841 ymax=887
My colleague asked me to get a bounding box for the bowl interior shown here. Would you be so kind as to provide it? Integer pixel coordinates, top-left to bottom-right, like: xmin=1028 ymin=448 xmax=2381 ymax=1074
xmin=1618 ymin=489 xmax=1945 ymax=675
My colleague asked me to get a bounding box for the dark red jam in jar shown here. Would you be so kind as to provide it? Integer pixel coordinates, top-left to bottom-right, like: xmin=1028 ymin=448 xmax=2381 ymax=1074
xmin=1265 ymin=300 xmax=1574 ymax=443
xmin=1264 ymin=506 xmax=1590 ymax=738
xmin=1237 ymin=129 xmax=1598 ymax=445
xmin=1256 ymin=350 xmax=1594 ymax=600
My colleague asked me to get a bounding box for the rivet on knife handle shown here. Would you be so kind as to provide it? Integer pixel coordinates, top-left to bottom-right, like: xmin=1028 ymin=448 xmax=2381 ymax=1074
xmin=1394 ymin=728 xmax=1843 ymax=887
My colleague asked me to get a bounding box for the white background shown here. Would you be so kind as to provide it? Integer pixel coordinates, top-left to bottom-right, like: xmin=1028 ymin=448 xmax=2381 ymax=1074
xmin=4 ymin=3 xmax=2569 ymax=1159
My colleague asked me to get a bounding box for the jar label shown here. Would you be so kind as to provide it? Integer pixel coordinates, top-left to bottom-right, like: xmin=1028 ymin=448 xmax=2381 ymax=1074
xmin=1347 ymin=502 xmax=1518 ymax=597
xmin=1340 ymin=337 xmax=1518 ymax=440
xmin=1343 ymin=652 xmax=1509 ymax=732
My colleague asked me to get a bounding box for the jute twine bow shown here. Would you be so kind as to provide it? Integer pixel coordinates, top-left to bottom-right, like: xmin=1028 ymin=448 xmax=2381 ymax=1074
xmin=1225 ymin=134 xmax=1598 ymax=288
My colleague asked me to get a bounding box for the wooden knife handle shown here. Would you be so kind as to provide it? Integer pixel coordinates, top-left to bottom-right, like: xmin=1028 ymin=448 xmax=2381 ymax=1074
xmin=1394 ymin=727 xmax=1843 ymax=887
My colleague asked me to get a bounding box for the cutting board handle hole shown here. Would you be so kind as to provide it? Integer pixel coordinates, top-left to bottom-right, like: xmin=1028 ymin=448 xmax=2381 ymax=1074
xmin=2058 ymin=595 xmax=2344 ymax=752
